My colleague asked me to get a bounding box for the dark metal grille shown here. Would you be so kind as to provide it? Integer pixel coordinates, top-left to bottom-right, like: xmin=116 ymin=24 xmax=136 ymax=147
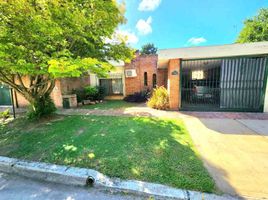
xmin=181 ymin=57 xmax=268 ymax=112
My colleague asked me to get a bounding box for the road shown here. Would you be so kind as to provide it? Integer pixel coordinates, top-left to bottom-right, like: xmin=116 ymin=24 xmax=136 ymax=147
xmin=0 ymin=172 xmax=146 ymax=200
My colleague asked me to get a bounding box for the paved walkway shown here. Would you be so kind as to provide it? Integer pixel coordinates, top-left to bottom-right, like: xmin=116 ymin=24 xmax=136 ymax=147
xmin=0 ymin=173 xmax=145 ymax=200
xmin=183 ymin=116 xmax=268 ymax=199
xmin=57 ymin=105 xmax=268 ymax=120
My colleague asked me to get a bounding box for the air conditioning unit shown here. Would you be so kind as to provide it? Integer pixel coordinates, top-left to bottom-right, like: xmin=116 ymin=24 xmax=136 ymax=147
xmin=125 ymin=69 xmax=137 ymax=78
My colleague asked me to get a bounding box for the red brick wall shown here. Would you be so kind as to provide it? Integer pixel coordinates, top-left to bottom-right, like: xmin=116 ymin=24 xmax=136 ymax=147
xmin=125 ymin=54 xmax=167 ymax=95
xmin=157 ymin=68 xmax=168 ymax=88
xmin=168 ymin=59 xmax=181 ymax=110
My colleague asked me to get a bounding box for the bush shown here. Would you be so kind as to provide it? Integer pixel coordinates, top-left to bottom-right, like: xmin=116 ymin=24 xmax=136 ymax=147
xmin=84 ymin=86 xmax=105 ymax=101
xmin=0 ymin=109 xmax=10 ymax=119
xmin=72 ymin=88 xmax=86 ymax=103
xmin=95 ymin=86 xmax=105 ymax=101
xmin=124 ymin=90 xmax=150 ymax=103
xmin=27 ymin=95 xmax=56 ymax=119
xmin=147 ymin=86 xmax=169 ymax=110
xmin=84 ymin=86 xmax=98 ymax=100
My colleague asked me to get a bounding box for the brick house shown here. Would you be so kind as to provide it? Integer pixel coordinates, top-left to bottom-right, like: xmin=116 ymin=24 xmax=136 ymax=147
xmin=1 ymin=42 xmax=268 ymax=112
xmin=125 ymin=42 xmax=268 ymax=112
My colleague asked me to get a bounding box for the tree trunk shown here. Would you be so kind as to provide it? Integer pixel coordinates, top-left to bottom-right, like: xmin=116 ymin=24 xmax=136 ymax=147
xmin=0 ymin=73 xmax=57 ymax=119
xmin=28 ymin=93 xmax=56 ymax=119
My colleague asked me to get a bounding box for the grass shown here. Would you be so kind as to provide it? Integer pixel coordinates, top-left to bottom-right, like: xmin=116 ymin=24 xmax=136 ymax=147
xmin=0 ymin=115 xmax=216 ymax=193
xmin=82 ymin=100 xmax=138 ymax=110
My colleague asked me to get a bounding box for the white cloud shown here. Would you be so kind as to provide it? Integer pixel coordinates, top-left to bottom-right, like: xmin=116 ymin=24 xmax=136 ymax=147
xmin=187 ymin=37 xmax=207 ymax=46
xmin=138 ymin=0 xmax=161 ymax=11
xmin=136 ymin=16 xmax=152 ymax=35
xmin=104 ymin=30 xmax=139 ymax=45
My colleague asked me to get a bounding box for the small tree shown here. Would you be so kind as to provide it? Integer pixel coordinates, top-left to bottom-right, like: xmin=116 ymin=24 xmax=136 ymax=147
xmin=237 ymin=8 xmax=268 ymax=43
xmin=0 ymin=0 xmax=134 ymax=118
xmin=140 ymin=43 xmax=158 ymax=55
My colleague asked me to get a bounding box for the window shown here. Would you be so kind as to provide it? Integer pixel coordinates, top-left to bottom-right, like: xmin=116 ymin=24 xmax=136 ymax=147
xmin=144 ymin=72 xmax=148 ymax=86
xmin=192 ymin=70 xmax=204 ymax=80
xmin=153 ymin=73 xmax=157 ymax=88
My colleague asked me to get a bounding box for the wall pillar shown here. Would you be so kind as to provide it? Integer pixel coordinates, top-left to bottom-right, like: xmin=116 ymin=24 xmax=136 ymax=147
xmin=168 ymin=59 xmax=181 ymax=110
xmin=264 ymin=75 xmax=268 ymax=112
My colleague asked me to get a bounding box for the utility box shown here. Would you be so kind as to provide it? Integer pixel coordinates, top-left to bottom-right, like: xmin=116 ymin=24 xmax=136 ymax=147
xmin=62 ymin=94 xmax=77 ymax=109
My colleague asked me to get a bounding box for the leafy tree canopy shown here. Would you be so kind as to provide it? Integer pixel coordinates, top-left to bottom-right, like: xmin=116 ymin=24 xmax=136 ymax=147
xmin=0 ymin=0 xmax=134 ymax=118
xmin=237 ymin=8 xmax=268 ymax=43
xmin=140 ymin=43 xmax=157 ymax=55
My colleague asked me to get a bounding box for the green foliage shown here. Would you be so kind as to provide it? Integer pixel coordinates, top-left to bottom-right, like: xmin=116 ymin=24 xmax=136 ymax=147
xmin=0 ymin=0 xmax=134 ymax=78
xmin=84 ymin=86 xmax=98 ymax=100
xmin=237 ymin=8 xmax=268 ymax=43
xmin=27 ymin=95 xmax=56 ymax=119
xmin=72 ymin=88 xmax=86 ymax=103
xmin=147 ymin=86 xmax=169 ymax=110
xmin=0 ymin=109 xmax=10 ymax=119
xmin=140 ymin=43 xmax=158 ymax=55
xmin=124 ymin=90 xmax=150 ymax=102
xmin=84 ymin=86 xmax=105 ymax=101
xmin=0 ymin=0 xmax=134 ymax=118
xmin=95 ymin=86 xmax=106 ymax=101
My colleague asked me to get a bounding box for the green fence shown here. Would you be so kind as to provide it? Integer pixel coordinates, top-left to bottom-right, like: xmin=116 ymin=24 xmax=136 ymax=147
xmin=181 ymin=56 xmax=268 ymax=112
xmin=0 ymin=85 xmax=12 ymax=105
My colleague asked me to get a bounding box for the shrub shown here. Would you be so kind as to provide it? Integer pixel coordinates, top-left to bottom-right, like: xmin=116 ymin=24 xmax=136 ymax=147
xmin=124 ymin=90 xmax=150 ymax=103
xmin=84 ymin=86 xmax=98 ymax=100
xmin=72 ymin=88 xmax=86 ymax=103
xmin=0 ymin=109 xmax=10 ymax=119
xmin=27 ymin=95 xmax=56 ymax=119
xmin=95 ymin=86 xmax=105 ymax=101
xmin=84 ymin=86 xmax=105 ymax=101
xmin=147 ymin=86 xmax=169 ymax=110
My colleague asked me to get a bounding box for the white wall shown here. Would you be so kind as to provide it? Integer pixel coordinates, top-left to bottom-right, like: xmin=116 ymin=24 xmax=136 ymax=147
xmin=89 ymin=74 xmax=99 ymax=87
xmin=264 ymin=76 xmax=268 ymax=112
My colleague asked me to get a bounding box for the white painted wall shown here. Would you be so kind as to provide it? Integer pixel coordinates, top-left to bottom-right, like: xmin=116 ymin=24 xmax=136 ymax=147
xmin=264 ymin=76 xmax=268 ymax=112
xmin=89 ymin=74 xmax=99 ymax=87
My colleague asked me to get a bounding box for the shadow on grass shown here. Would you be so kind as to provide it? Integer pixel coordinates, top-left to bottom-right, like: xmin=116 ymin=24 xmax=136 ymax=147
xmin=0 ymin=115 xmax=217 ymax=193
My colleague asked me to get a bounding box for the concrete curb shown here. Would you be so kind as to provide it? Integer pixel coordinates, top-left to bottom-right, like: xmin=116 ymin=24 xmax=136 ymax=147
xmin=0 ymin=156 xmax=238 ymax=200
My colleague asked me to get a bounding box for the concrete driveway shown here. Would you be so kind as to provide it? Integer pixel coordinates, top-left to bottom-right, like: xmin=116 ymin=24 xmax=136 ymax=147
xmin=181 ymin=113 xmax=268 ymax=199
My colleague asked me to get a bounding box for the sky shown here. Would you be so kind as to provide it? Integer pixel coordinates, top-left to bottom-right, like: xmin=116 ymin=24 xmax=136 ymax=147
xmin=116 ymin=0 xmax=268 ymax=50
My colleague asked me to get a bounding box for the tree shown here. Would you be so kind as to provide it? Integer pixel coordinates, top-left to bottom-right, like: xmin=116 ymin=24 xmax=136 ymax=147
xmin=0 ymin=0 xmax=134 ymax=118
xmin=237 ymin=8 xmax=268 ymax=43
xmin=140 ymin=43 xmax=157 ymax=55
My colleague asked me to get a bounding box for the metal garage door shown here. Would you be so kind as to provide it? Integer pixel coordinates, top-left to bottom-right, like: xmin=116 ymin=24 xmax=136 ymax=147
xmin=0 ymin=85 xmax=12 ymax=105
xmin=181 ymin=56 xmax=268 ymax=112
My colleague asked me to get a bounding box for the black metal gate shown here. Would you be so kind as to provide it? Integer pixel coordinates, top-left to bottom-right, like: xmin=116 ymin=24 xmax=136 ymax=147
xmin=181 ymin=57 xmax=268 ymax=112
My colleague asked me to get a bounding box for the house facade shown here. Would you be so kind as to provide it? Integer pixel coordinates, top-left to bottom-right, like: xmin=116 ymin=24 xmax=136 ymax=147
xmin=1 ymin=41 xmax=268 ymax=112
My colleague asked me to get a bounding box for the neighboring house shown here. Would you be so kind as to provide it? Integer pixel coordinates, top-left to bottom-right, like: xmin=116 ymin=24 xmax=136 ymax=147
xmin=1 ymin=41 xmax=268 ymax=112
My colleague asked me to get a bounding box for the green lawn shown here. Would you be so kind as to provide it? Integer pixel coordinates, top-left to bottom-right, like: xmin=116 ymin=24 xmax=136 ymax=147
xmin=0 ymin=115 xmax=216 ymax=193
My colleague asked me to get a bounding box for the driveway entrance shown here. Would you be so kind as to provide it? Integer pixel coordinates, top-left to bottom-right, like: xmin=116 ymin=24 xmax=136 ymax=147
xmin=181 ymin=113 xmax=268 ymax=199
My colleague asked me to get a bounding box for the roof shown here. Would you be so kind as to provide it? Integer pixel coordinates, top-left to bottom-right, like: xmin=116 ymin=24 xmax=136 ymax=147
xmin=158 ymin=42 xmax=268 ymax=68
